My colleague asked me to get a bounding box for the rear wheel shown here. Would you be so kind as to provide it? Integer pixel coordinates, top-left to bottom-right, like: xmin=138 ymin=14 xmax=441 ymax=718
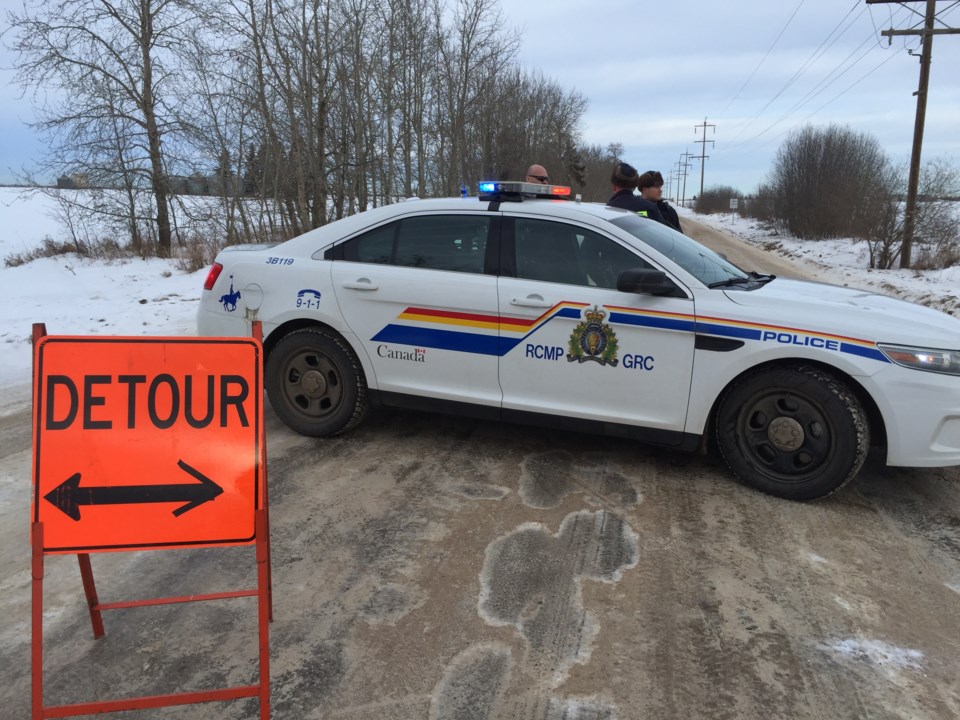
xmin=715 ymin=365 xmax=868 ymax=500
xmin=265 ymin=328 xmax=367 ymax=436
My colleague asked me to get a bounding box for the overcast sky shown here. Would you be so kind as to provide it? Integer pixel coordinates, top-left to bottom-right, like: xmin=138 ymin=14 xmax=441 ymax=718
xmin=2 ymin=0 xmax=959 ymax=193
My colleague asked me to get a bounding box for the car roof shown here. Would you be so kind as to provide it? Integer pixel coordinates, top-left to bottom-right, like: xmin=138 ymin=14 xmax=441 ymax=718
xmin=281 ymin=196 xmax=634 ymax=251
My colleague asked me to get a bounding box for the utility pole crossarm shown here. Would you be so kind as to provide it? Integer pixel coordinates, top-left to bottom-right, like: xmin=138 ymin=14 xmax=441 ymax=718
xmin=882 ymin=28 xmax=960 ymax=37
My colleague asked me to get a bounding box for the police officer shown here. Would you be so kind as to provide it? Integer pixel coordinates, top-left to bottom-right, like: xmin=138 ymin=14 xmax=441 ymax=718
xmin=525 ymin=164 xmax=550 ymax=184
xmin=606 ymin=162 xmax=664 ymax=223
xmin=639 ymin=170 xmax=683 ymax=233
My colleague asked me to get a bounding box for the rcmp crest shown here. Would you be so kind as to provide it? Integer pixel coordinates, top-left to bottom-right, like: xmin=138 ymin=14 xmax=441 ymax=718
xmin=567 ymin=305 xmax=619 ymax=366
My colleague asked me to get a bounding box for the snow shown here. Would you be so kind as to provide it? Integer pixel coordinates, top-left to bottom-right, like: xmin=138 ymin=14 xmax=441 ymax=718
xmin=0 ymin=188 xmax=206 ymax=415
xmin=677 ymin=206 xmax=960 ymax=318
xmin=827 ymin=638 xmax=924 ymax=671
xmin=1 ymin=188 xmax=957 ymax=418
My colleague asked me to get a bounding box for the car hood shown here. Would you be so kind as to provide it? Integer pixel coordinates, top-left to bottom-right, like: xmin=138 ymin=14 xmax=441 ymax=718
xmin=721 ymin=277 xmax=960 ymax=347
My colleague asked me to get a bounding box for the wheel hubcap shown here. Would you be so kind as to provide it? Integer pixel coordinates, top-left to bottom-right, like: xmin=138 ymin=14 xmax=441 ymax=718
xmin=736 ymin=390 xmax=833 ymax=482
xmin=280 ymin=349 xmax=343 ymax=418
xmin=300 ymin=369 xmax=328 ymax=396
xmin=768 ymin=416 xmax=804 ymax=451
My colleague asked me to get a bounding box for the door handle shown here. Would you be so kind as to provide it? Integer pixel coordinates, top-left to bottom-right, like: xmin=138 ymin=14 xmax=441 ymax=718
xmin=342 ymin=279 xmax=379 ymax=291
xmin=511 ymin=296 xmax=552 ymax=308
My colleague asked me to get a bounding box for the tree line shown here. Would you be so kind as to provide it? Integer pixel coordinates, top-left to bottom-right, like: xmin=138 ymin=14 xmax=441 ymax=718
xmin=7 ymin=0 xmax=620 ymax=259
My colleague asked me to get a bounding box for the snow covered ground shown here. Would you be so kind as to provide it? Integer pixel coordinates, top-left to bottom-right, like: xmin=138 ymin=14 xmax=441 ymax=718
xmin=1 ymin=187 xmax=958 ymax=417
xmin=0 ymin=188 xmax=206 ymax=414
xmin=678 ymin=206 xmax=960 ymax=318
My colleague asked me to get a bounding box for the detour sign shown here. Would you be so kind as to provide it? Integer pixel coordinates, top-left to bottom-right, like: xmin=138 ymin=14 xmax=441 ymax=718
xmin=32 ymin=336 xmax=263 ymax=553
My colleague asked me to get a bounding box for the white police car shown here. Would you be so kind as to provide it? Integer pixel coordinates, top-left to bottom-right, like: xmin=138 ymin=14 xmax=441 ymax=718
xmin=197 ymin=181 xmax=960 ymax=500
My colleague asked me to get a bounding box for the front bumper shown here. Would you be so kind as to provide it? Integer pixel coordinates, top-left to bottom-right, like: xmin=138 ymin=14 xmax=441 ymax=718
xmin=863 ymin=363 xmax=960 ymax=467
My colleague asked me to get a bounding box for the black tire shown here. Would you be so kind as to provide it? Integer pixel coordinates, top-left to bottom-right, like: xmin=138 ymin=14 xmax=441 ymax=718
xmin=715 ymin=365 xmax=868 ymax=501
xmin=265 ymin=328 xmax=367 ymax=437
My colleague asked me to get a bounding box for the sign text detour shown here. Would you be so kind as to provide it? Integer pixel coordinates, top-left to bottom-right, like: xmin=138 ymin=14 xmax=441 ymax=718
xmin=44 ymin=373 xmax=250 ymax=430
xmin=33 ymin=337 xmax=263 ymax=553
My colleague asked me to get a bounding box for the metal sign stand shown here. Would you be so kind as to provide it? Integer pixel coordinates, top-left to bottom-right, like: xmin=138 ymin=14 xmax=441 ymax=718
xmin=30 ymin=323 xmax=272 ymax=719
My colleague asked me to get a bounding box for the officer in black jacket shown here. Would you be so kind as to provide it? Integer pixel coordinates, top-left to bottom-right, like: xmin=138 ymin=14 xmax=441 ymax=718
xmin=639 ymin=170 xmax=683 ymax=233
xmin=606 ymin=162 xmax=665 ymax=224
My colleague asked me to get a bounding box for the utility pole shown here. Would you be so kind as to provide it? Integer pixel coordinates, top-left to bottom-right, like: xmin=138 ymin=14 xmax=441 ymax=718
xmin=866 ymin=0 xmax=959 ymax=268
xmin=693 ymin=118 xmax=715 ymax=199
xmin=673 ymin=158 xmax=683 ymax=205
xmin=677 ymin=151 xmax=693 ymax=208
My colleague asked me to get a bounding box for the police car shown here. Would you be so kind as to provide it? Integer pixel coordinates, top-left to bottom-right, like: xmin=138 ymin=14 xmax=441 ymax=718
xmin=197 ymin=181 xmax=960 ymax=501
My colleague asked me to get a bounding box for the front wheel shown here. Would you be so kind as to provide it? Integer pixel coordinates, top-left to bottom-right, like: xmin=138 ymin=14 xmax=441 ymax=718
xmin=715 ymin=365 xmax=869 ymax=501
xmin=265 ymin=328 xmax=367 ymax=436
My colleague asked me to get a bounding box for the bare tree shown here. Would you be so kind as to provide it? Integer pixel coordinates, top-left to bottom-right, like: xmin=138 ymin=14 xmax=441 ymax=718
xmin=7 ymin=0 xmax=596 ymax=259
xmin=6 ymin=0 xmax=198 ymax=257
xmin=866 ymin=159 xmax=960 ymax=269
xmin=768 ymin=124 xmax=892 ymax=242
xmin=433 ymin=0 xmax=518 ymax=195
xmin=695 ymin=185 xmax=744 ymax=215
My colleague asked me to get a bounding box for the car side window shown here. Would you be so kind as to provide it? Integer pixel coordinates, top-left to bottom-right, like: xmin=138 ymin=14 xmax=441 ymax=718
xmin=396 ymin=215 xmax=489 ymax=273
xmin=577 ymin=228 xmax=655 ymax=289
xmin=514 ymin=219 xmax=652 ymax=289
xmin=339 ymin=215 xmax=490 ymax=274
xmin=342 ymin=222 xmax=395 ymax=264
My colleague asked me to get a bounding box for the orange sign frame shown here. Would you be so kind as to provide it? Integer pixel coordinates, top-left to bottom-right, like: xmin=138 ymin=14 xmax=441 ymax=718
xmin=31 ymin=326 xmax=271 ymax=719
xmin=32 ymin=336 xmax=263 ymax=552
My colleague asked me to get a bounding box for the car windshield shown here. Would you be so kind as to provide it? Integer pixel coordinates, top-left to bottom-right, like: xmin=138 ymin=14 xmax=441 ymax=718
xmin=609 ymin=214 xmax=750 ymax=287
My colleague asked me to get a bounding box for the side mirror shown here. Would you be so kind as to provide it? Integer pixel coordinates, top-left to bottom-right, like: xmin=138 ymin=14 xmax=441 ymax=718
xmin=617 ymin=268 xmax=682 ymax=296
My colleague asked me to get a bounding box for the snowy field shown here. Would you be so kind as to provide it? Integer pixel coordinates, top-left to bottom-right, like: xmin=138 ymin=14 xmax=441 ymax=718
xmin=0 ymin=188 xmax=206 ymax=414
xmin=685 ymin=207 xmax=960 ymax=319
xmin=1 ymin=186 xmax=958 ymax=416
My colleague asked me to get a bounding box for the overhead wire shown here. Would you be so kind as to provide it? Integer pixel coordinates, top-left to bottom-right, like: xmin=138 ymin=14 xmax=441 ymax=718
xmin=732 ymin=49 xmax=902 ymax=161
xmin=723 ymin=28 xmax=877 ymax=152
xmin=715 ymin=0 xmax=807 ymax=119
xmin=716 ymin=2 xmax=914 ymax=159
xmin=687 ymin=1 xmax=957 ymax=185
xmin=719 ymin=0 xmax=862 ymax=149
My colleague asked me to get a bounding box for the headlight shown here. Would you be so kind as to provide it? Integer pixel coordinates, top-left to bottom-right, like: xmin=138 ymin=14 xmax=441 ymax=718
xmin=878 ymin=344 xmax=960 ymax=376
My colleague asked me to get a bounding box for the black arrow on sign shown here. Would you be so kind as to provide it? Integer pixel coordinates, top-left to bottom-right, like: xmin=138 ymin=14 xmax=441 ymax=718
xmin=44 ymin=460 xmax=223 ymax=521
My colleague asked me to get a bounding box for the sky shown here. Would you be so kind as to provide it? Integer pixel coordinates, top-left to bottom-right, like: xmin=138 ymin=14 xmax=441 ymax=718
xmin=2 ymin=187 xmax=958 ymax=418
xmin=2 ymin=0 xmax=959 ymax=192
xmin=502 ymin=0 xmax=960 ymax=194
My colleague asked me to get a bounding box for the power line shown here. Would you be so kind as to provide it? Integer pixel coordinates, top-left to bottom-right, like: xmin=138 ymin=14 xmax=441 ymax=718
xmin=716 ymin=0 xmax=808 ymax=118
xmin=716 ymin=4 xmax=913 ymax=158
xmin=731 ymin=49 xmax=902 ymax=160
xmin=724 ymin=33 xmax=879 ymax=152
xmin=722 ymin=1 xmax=867 ymax=148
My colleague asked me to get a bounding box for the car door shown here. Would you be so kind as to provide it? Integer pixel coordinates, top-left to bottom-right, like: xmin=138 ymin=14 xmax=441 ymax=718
xmin=331 ymin=213 xmax=502 ymax=407
xmin=497 ymin=216 xmax=696 ymax=436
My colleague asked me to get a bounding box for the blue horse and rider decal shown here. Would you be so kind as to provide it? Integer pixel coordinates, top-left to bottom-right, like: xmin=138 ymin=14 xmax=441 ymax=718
xmin=220 ymin=276 xmax=241 ymax=312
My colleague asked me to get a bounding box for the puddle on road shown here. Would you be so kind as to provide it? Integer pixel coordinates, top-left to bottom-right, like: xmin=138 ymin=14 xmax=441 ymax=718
xmin=432 ymin=642 xmax=618 ymax=720
xmin=361 ymin=582 xmax=427 ymax=626
xmin=519 ymin=451 xmax=639 ymax=509
xmin=432 ymin=509 xmax=637 ymax=718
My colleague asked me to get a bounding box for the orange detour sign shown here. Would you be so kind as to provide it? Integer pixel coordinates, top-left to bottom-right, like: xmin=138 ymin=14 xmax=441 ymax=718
xmin=32 ymin=336 xmax=263 ymax=553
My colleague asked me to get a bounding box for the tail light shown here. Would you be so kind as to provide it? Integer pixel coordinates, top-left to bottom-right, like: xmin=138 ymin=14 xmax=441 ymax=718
xmin=203 ymin=262 xmax=224 ymax=291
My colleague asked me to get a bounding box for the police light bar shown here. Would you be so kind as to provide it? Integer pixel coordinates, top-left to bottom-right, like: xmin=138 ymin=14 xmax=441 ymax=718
xmin=478 ymin=180 xmax=572 ymax=201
